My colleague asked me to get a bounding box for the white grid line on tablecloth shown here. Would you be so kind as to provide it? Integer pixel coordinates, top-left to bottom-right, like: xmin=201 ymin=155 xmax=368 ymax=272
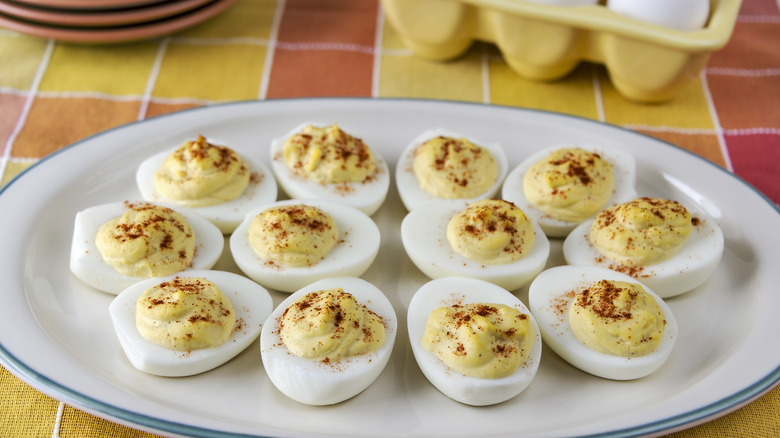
xmin=481 ymin=47 xmax=491 ymax=105
xmin=738 ymin=14 xmax=780 ymax=22
xmin=138 ymin=37 xmax=170 ymax=121
xmin=593 ymin=71 xmax=606 ymax=123
xmin=371 ymin=4 xmax=384 ymax=98
xmin=51 ymin=401 xmax=64 ymax=438
xmin=706 ymin=67 xmax=780 ymax=77
xmin=0 ymin=39 xmax=53 ymax=185
xmin=258 ymin=0 xmax=285 ymax=100
xmin=701 ymin=68 xmax=733 ymax=171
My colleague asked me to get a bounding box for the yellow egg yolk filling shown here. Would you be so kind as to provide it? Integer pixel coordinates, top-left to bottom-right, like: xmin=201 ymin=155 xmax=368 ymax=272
xmin=282 ymin=124 xmax=376 ymax=184
xmin=154 ymin=135 xmax=250 ymax=207
xmin=523 ymin=148 xmax=614 ymax=223
xmin=589 ymin=197 xmax=693 ymax=266
xmin=569 ymin=280 xmax=666 ymax=357
xmin=446 ymin=199 xmax=535 ymax=265
xmin=279 ymin=288 xmax=386 ymax=362
xmin=413 ymin=136 xmax=498 ymax=199
xmin=248 ymin=204 xmax=338 ymax=268
xmin=95 ymin=203 xmax=195 ymax=278
xmin=136 ymin=276 xmax=236 ymax=351
xmin=422 ymin=303 xmax=534 ymax=379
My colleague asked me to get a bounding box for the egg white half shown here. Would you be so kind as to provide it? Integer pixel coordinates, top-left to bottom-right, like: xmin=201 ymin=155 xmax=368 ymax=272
xmin=229 ymin=199 xmax=381 ymax=293
xmin=407 ymin=277 xmax=542 ymax=406
xmin=269 ymin=122 xmax=390 ymax=216
xmin=562 ymin=210 xmax=724 ymax=298
xmin=136 ymin=144 xmax=278 ymax=234
xmin=395 ymin=128 xmax=509 ymax=212
xmin=528 ymin=265 xmax=678 ymax=380
xmin=502 ymin=143 xmax=637 ymax=238
xmin=260 ymin=276 xmax=397 ymax=406
xmin=401 ymin=200 xmax=550 ymax=291
xmin=69 ymin=201 xmax=224 ymax=295
xmin=109 ymin=269 xmax=273 ymax=377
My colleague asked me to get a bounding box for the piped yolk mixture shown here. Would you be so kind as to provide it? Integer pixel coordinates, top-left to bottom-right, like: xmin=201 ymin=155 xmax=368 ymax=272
xmin=154 ymin=135 xmax=250 ymax=207
xmin=523 ymin=148 xmax=614 ymax=223
xmin=413 ymin=136 xmax=498 ymax=199
xmin=446 ymin=199 xmax=535 ymax=265
xmin=569 ymin=279 xmax=666 ymax=357
xmin=422 ymin=302 xmax=534 ymax=379
xmin=95 ymin=202 xmax=195 ymax=277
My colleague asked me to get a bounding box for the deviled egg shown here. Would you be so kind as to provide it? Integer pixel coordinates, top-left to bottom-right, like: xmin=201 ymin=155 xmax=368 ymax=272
xmin=70 ymin=201 xmax=224 ymax=295
xmin=563 ymin=197 xmax=724 ymax=297
xmin=408 ymin=277 xmax=542 ymax=406
xmin=502 ymin=144 xmax=637 ymax=237
xmin=109 ymin=269 xmax=273 ymax=377
xmin=136 ymin=135 xmax=278 ymax=234
xmin=229 ymin=199 xmax=380 ymax=293
xmin=401 ymin=199 xmax=549 ymax=291
xmin=396 ymin=128 xmax=508 ymax=212
xmin=269 ymin=123 xmax=390 ymax=216
xmin=528 ymin=265 xmax=678 ymax=380
xmin=260 ymin=276 xmax=397 ymax=405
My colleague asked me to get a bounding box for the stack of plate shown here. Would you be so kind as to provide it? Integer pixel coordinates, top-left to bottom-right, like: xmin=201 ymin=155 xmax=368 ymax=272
xmin=0 ymin=0 xmax=237 ymax=43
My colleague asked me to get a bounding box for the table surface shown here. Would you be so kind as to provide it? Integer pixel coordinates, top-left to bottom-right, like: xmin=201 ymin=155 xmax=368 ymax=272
xmin=1 ymin=0 xmax=779 ymax=437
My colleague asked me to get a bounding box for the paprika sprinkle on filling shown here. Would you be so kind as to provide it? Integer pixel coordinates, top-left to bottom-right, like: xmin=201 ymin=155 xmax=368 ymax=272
xmin=413 ymin=136 xmax=498 ymax=199
xmin=282 ymin=124 xmax=377 ymax=185
xmin=135 ymin=276 xmax=236 ymax=352
xmin=421 ymin=302 xmax=534 ymax=379
xmin=446 ymin=199 xmax=535 ymax=265
xmin=95 ymin=202 xmax=195 ymax=278
xmin=154 ymin=135 xmax=251 ymax=207
xmin=248 ymin=204 xmax=338 ymax=268
xmin=568 ymin=279 xmax=666 ymax=357
xmin=278 ymin=288 xmax=386 ymax=362
xmin=523 ymin=147 xmax=615 ymax=223
xmin=588 ymin=197 xmax=693 ymax=267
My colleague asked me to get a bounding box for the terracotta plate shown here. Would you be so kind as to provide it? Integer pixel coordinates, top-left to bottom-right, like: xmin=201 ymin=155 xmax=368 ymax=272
xmin=0 ymin=0 xmax=236 ymax=43
xmin=10 ymin=0 xmax=170 ymax=11
xmin=0 ymin=0 xmax=214 ymax=27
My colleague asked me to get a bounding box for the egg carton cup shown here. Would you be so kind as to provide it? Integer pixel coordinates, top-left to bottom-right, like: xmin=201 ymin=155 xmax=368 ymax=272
xmin=380 ymin=0 xmax=741 ymax=102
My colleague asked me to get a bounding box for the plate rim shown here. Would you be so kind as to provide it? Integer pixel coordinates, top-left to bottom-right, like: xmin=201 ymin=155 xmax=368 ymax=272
xmin=1 ymin=97 xmax=779 ymax=438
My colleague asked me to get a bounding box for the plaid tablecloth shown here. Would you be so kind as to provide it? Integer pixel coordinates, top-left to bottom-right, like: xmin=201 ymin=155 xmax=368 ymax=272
xmin=1 ymin=0 xmax=778 ymax=436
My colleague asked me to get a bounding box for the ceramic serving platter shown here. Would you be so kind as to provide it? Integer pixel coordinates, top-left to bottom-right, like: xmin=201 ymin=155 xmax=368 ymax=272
xmin=0 ymin=98 xmax=778 ymax=438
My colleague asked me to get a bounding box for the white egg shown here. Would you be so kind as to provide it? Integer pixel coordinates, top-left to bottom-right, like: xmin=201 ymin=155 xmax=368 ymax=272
xmin=269 ymin=122 xmax=390 ymax=216
xmin=502 ymin=144 xmax=637 ymax=238
xmin=607 ymin=0 xmax=710 ymax=31
xmin=229 ymin=199 xmax=380 ymax=293
xmin=135 ymin=140 xmax=278 ymax=234
xmin=260 ymin=276 xmax=397 ymax=405
xmin=109 ymin=269 xmax=273 ymax=377
xmin=528 ymin=265 xmax=678 ymax=380
xmin=395 ymin=128 xmax=509 ymax=212
xmin=407 ymin=277 xmax=542 ymax=406
xmin=69 ymin=201 xmax=224 ymax=295
xmin=562 ymin=208 xmax=724 ymax=298
xmin=401 ymin=200 xmax=550 ymax=291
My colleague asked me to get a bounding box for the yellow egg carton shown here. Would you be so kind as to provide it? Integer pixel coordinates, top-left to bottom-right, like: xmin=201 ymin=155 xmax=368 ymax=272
xmin=380 ymin=0 xmax=741 ymax=102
